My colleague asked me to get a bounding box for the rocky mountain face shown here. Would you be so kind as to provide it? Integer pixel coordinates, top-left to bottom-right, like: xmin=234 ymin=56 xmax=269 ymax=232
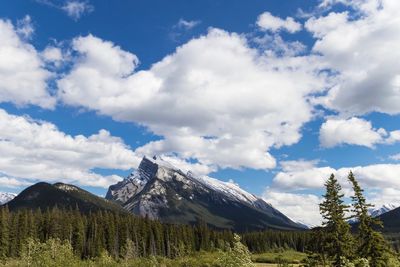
xmin=106 ymin=156 xmax=305 ymax=232
xmin=0 ymin=192 xmax=16 ymax=205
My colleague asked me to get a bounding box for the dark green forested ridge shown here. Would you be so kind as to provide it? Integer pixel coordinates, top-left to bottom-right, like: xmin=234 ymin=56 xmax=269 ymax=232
xmin=4 ymin=182 xmax=124 ymax=213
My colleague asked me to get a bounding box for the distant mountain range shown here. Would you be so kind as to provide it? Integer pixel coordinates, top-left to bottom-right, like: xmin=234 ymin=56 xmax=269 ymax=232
xmin=349 ymin=203 xmax=398 ymax=224
xmin=105 ymin=156 xmax=304 ymax=232
xmin=0 ymin=192 xmax=16 ymax=205
xmin=370 ymin=204 xmax=398 ymax=218
xmin=2 ymin=156 xmax=399 ymax=233
xmin=3 ymin=182 xmax=123 ymax=213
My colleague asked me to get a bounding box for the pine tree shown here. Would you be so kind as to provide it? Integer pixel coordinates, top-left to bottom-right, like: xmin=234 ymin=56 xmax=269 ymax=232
xmin=319 ymin=174 xmax=354 ymax=266
xmin=0 ymin=207 xmax=10 ymax=259
xmin=348 ymin=171 xmax=390 ymax=267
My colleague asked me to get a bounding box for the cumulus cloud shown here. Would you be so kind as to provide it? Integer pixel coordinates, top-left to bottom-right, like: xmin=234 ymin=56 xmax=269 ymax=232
xmin=0 ymin=18 xmax=55 ymax=108
xmin=0 ymin=109 xmax=141 ymax=188
xmin=57 ymin=29 xmax=327 ymax=171
xmin=319 ymin=117 xmax=387 ymax=148
xmin=263 ymin=189 xmax=322 ymax=226
xmin=41 ymin=46 xmax=63 ymax=64
xmin=273 ymin=160 xmax=400 ymax=191
xmin=273 ymin=160 xmax=334 ymax=190
xmin=319 ymin=117 xmax=400 ymax=148
xmin=369 ymin=188 xmax=400 ymax=207
xmin=308 ymin=0 xmax=400 ymax=115
xmin=257 ymin=12 xmax=301 ymax=33
xmin=386 ymin=130 xmax=400 ymax=144
xmin=270 ymin=159 xmax=400 ymax=225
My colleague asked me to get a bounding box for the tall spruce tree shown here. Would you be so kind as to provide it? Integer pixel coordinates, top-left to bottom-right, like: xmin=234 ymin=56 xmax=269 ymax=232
xmin=348 ymin=171 xmax=390 ymax=267
xmin=319 ymin=174 xmax=354 ymax=266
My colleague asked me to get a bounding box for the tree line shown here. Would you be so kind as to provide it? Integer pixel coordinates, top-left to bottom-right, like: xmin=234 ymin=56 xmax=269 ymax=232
xmin=0 ymin=207 xmax=235 ymax=260
xmin=0 ymin=205 xmax=320 ymax=261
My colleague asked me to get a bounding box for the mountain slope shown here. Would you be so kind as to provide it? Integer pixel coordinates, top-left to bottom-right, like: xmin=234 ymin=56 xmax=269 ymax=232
xmin=377 ymin=205 xmax=400 ymax=232
xmin=349 ymin=203 xmax=398 ymax=224
xmin=106 ymin=156 xmax=304 ymax=232
xmin=369 ymin=204 xmax=397 ymax=218
xmin=4 ymin=182 xmax=123 ymax=213
xmin=0 ymin=192 xmax=16 ymax=205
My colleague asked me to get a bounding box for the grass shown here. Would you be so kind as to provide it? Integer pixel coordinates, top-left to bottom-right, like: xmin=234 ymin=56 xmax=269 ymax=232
xmin=254 ymin=264 xmax=301 ymax=267
xmin=251 ymin=250 xmax=307 ymax=264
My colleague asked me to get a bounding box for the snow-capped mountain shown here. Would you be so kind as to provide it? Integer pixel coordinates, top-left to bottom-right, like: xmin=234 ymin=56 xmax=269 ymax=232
xmin=369 ymin=204 xmax=398 ymax=218
xmin=106 ymin=156 xmax=304 ymax=231
xmin=348 ymin=203 xmax=398 ymax=224
xmin=0 ymin=192 xmax=16 ymax=205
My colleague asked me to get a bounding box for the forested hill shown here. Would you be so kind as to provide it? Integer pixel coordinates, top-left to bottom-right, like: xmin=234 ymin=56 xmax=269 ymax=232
xmin=3 ymin=182 xmax=123 ymax=213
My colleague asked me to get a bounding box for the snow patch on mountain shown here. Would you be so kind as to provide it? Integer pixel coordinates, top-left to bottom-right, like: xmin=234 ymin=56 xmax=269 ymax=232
xmin=349 ymin=203 xmax=398 ymax=223
xmin=369 ymin=203 xmax=398 ymax=217
xmin=194 ymin=174 xmax=258 ymax=205
xmin=0 ymin=192 xmax=17 ymax=205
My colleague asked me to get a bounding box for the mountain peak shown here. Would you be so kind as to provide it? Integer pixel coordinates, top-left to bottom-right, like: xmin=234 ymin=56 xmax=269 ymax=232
xmin=106 ymin=155 xmax=304 ymax=231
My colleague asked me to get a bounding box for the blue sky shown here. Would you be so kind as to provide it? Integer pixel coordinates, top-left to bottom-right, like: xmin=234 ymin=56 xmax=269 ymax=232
xmin=0 ymin=0 xmax=400 ymax=225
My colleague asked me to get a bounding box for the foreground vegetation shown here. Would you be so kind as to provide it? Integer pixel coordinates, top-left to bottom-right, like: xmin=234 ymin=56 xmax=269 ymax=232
xmin=306 ymin=172 xmax=400 ymax=266
xmin=1 ymin=172 xmax=400 ymax=266
xmin=1 ymin=235 xmax=256 ymax=267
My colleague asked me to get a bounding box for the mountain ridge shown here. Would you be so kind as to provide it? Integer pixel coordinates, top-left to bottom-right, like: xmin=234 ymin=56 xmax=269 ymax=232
xmin=106 ymin=156 xmax=305 ymax=232
xmin=3 ymin=182 xmax=124 ymax=213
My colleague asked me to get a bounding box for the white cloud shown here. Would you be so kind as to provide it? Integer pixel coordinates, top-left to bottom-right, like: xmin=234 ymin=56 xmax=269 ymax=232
xmin=41 ymin=46 xmax=63 ymax=64
xmin=0 ymin=109 xmax=141 ymax=188
xmin=386 ymin=130 xmax=400 ymax=144
xmin=257 ymin=12 xmax=302 ymax=33
xmin=389 ymin=153 xmax=400 ymax=161
xmin=273 ymin=160 xmax=400 ymax=192
xmin=263 ymin=189 xmax=323 ymax=226
xmin=319 ymin=117 xmax=400 ymax=148
xmin=319 ymin=117 xmax=387 ymax=148
xmin=308 ymin=0 xmax=400 ymax=116
xmin=176 ymin=19 xmax=200 ymax=30
xmin=16 ymin=15 xmax=34 ymax=39
xmin=369 ymin=188 xmax=400 ymax=208
xmin=0 ymin=18 xmax=55 ymax=108
xmin=270 ymin=159 xmax=400 ymax=225
xmin=0 ymin=176 xmax=32 ymax=188
xmin=273 ymin=160 xmax=334 ymax=190
xmin=253 ymin=34 xmax=306 ymax=57
xmin=57 ymin=29 xmax=326 ymax=171
xmin=62 ymin=1 xmax=93 ymax=20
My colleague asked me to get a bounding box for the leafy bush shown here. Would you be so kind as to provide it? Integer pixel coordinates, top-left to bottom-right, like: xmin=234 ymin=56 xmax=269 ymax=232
xmin=216 ymin=234 xmax=255 ymax=267
xmin=19 ymin=238 xmax=80 ymax=267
